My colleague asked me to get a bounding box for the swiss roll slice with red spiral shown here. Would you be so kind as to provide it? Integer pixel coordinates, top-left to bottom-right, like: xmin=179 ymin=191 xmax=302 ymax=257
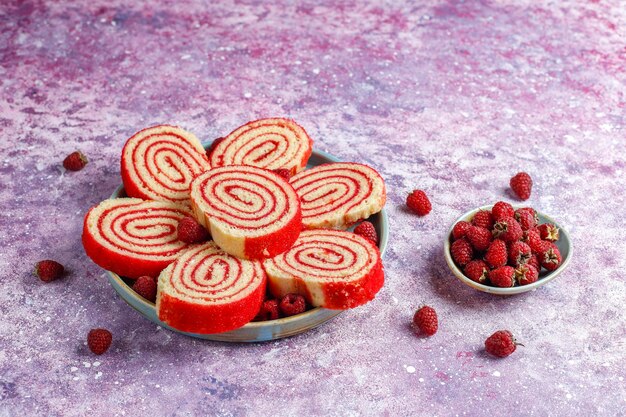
xmin=121 ymin=125 xmax=211 ymax=206
xmin=82 ymin=198 xmax=194 ymax=279
xmin=209 ymin=118 xmax=313 ymax=176
xmin=289 ymin=162 xmax=386 ymax=229
xmin=263 ymin=229 xmax=384 ymax=310
xmin=190 ymin=165 xmax=302 ymax=260
xmin=157 ymin=241 xmax=266 ymax=334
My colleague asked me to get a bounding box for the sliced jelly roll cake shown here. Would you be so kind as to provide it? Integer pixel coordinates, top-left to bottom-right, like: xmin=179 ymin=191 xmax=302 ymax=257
xmin=209 ymin=118 xmax=313 ymax=176
xmin=121 ymin=125 xmax=211 ymax=206
xmin=190 ymin=165 xmax=302 ymax=260
xmin=289 ymin=162 xmax=386 ymax=229
xmin=263 ymin=229 xmax=384 ymax=310
xmin=156 ymin=241 xmax=266 ymax=334
xmin=82 ymin=198 xmax=194 ymax=279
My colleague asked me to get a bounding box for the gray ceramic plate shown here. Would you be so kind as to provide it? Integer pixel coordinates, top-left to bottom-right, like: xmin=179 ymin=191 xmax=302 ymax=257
xmin=107 ymin=147 xmax=389 ymax=342
xmin=444 ymin=205 xmax=572 ymax=295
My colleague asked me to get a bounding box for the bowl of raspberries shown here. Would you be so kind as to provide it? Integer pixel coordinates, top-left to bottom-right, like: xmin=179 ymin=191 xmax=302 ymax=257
xmin=444 ymin=201 xmax=572 ymax=295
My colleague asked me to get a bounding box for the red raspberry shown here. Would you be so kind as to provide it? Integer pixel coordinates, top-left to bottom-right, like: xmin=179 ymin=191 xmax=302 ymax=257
xmin=514 ymin=210 xmax=537 ymax=231
xmin=406 ymin=190 xmax=431 ymax=216
xmin=353 ymin=221 xmax=378 ymax=244
xmin=464 ymin=260 xmax=489 ymax=284
xmin=177 ymin=216 xmax=210 ymax=244
xmin=537 ymin=223 xmax=559 ymax=242
xmin=254 ymin=299 xmax=280 ymax=321
xmin=272 ymin=168 xmax=291 ymax=181
xmin=472 ymin=210 xmax=494 ymax=230
xmin=34 ymin=260 xmax=64 ymax=282
xmin=206 ymin=137 xmax=225 ymax=158
xmin=87 ymin=328 xmax=112 ymax=355
xmin=515 ymin=264 xmax=539 ymax=286
xmin=63 ymin=151 xmax=88 ymax=171
xmin=451 ymin=238 xmax=473 ymax=267
xmin=132 ymin=276 xmax=157 ymax=303
xmin=522 ymin=229 xmax=544 ymax=253
xmin=492 ymin=201 xmax=515 ymax=220
xmin=508 ymin=241 xmax=532 ymax=266
xmin=466 ymin=226 xmax=493 ymax=251
xmin=510 ymin=172 xmax=533 ymax=200
xmin=452 ymin=221 xmax=472 ymax=240
xmin=485 ymin=330 xmax=519 ymax=358
xmin=526 ymin=252 xmax=541 ymax=271
xmin=492 ymin=217 xmax=523 ymax=243
xmin=485 ymin=239 xmax=507 ymax=268
xmin=540 ymin=245 xmax=562 ymax=271
xmin=279 ymin=293 xmax=306 ymax=317
xmin=489 ymin=266 xmax=515 ymax=288
xmin=412 ymin=305 xmax=438 ymax=336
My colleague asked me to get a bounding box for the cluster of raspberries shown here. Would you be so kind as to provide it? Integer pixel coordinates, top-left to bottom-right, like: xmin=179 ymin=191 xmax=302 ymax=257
xmin=450 ymin=201 xmax=562 ymax=287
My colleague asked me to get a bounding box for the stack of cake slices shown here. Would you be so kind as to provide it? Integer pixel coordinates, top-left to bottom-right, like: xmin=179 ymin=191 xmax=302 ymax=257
xmin=82 ymin=118 xmax=387 ymax=334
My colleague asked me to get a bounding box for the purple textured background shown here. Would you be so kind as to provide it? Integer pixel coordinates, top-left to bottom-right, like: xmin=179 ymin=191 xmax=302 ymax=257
xmin=1 ymin=0 xmax=625 ymax=416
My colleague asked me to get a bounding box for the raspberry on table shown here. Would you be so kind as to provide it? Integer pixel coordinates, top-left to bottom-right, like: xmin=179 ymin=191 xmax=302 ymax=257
xmin=177 ymin=216 xmax=210 ymax=244
xmin=132 ymin=276 xmax=157 ymax=303
xmin=412 ymin=305 xmax=438 ymax=336
xmin=279 ymin=294 xmax=306 ymax=317
xmin=87 ymin=328 xmax=112 ymax=355
xmin=485 ymin=330 xmax=519 ymax=358
xmin=492 ymin=201 xmax=515 ymax=220
xmin=485 ymin=239 xmax=508 ymax=268
xmin=464 ymin=260 xmax=489 ymax=284
xmin=492 ymin=217 xmax=523 ymax=243
xmin=466 ymin=226 xmax=493 ymax=251
xmin=34 ymin=260 xmax=65 ymax=282
xmin=515 ymin=264 xmax=539 ymax=285
xmin=489 ymin=266 xmax=516 ymax=288
xmin=451 ymin=238 xmax=473 ymax=267
xmin=63 ymin=151 xmax=88 ymax=171
xmin=353 ymin=221 xmax=378 ymax=244
xmin=537 ymin=223 xmax=559 ymax=242
xmin=510 ymin=172 xmax=533 ymax=200
xmin=508 ymin=241 xmax=532 ymax=266
xmin=254 ymin=299 xmax=280 ymax=321
xmin=452 ymin=221 xmax=472 ymax=240
xmin=472 ymin=210 xmax=494 ymax=230
xmin=406 ymin=190 xmax=431 ymax=216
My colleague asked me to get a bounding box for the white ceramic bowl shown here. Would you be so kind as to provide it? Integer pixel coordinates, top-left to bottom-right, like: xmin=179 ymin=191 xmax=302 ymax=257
xmin=444 ymin=205 xmax=572 ymax=295
xmin=107 ymin=146 xmax=389 ymax=342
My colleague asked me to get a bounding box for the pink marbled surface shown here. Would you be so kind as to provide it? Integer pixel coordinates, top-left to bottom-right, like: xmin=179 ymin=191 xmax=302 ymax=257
xmin=1 ymin=0 xmax=625 ymax=416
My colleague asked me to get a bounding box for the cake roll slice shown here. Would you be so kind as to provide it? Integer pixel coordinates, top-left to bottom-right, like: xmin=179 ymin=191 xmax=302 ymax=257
xmin=290 ymin=162 xmax=386 ymax=229
xmin=263 ymin=229 xmax=384 ymax=310
xmin=190 ymin=165 xmax=302 ymax=260
xmin=82 ymin=198 xmax=194 ymax=279
xmin=121 ymin=125 xmax=211 ymax=206
xmin=157 ymin=241 xmax=266 ymax=334
xmin=209 ymin=118 xmax=313 ymax=176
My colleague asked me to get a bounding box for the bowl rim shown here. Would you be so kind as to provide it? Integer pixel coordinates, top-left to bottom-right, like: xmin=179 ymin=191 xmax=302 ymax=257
xmin=105 ymin=146 xmax=389 ymax=336
xmin=444 ymin=204 xmax=573 ymax=295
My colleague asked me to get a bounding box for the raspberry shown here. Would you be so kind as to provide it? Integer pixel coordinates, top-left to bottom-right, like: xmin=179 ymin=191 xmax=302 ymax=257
xmin=472 ymin=210 xmax=494 ymax=230
xmin=492 ymin=201 xmax=515 ymax=220
xmin=272 ymin=168 xmax=291 ymax=181
xmin=254 ymin=299 xmax=280 ymax=321
xmin=485 ymin=330 xmax=519 ymax=358
xmin=406 ymin=190 xmax=431 ymax=216
xmin=353 ymin=221 xmax=378 ymax=244
xmin=522 ymin=229 xmax=544 ymax=254
xmin=514 ymin=210 xmax=537 ymax=231
xmin=510 ymin=172 xmax=533 ymax=200
xmin=451 ymin=238 xmax=473 ymax=267
xmin=87 ymin=328 xmax=112 ymax=355
xmin=489 ymin=266 xmax=515 ymax=288
xmin=537 ymin=223 xmax=559 ymax=242
xmin=63 ymin=151 xmax=88 ymax=171
xmin=466 ymin=226 xmax=493 ymax=251
xmin=464 ymin=260 xmax=489 ymax=284
xmin=527 ymin=252 xmax=541 ymax=271
xmin=492 ymin=217 xmax=523 ymax=243
xmin=206 ymin=137 xmax=225 ymax=158
xmin=485 ymin=239 xmax=507 ymax=268
xmin=279 ymin=293 xmax=306 ymax=317
xmin=452 ymin=221 xmax=472 ymax=240
xmin=34 ymin=260 xmax=64 ymax=282
xmin=412 ymin=305 xmax=438 ymax=336
xmin=515 ymin=264 xmax=539 ymax=286
xmin=540 ymin=245 xmax=562 ymax=271
xmin=132 ymin=276 xmax=157 ymax=303
xmin=177 ymin=216 xmax=210 ymax=244
xmin=508 ymin=241 xmax=532 ymax=266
